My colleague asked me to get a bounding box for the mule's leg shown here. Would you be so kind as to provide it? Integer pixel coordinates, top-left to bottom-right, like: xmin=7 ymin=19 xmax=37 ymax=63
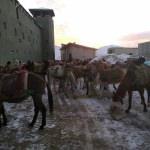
xmin=0 ymin=116 xmax=1 ymax=128
xmin=125 ymin=91 xmax=132 ymax=113
xmin=0 ymin=103 xmax=3 ymax=128
xmin=39 ymin=102 xmax=47 ymax=130
xmin=29 ymin=97 xmax=39 ymax=128
xmin=113 ymin=84 xmax=117 ymax=90
xmin=86 ymin=81 xmax=89 ymax=95
xmin=1 ymin=104 xmax=7 ymax=126
xmin=147 ymin=88 xmax=150 ymax=107
xmin=35 ymin=95 xmax=47 ymax=130
xmin=30 ymin=95 xmax=47 ymax=130
xmin=139 ymin=89 xmax=147 ymax=112
xmin=29 ymin=108 xmax=39 ymax=128
xmin=53 ymin=79 xmax=57 ymax=93
xmin=46 ymin=83 xmax=53 ymax=113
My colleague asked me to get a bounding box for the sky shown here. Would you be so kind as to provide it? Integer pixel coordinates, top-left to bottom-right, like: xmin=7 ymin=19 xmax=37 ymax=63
xmin=18 ymin=0 xmax=150 ymax=48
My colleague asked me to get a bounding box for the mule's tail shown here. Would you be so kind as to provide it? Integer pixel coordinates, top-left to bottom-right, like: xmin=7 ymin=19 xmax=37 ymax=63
xmin=46 ymin=83 xmax=53 ymax=113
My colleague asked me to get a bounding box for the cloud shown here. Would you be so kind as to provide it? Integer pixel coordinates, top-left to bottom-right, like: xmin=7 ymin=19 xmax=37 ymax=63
xmin=118 ymin=31 xmax=150 ymax=47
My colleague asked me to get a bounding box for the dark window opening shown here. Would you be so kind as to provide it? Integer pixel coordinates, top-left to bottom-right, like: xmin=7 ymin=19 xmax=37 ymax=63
xmin=14 ymin=28 xmax=17 ymax=36
xmin=69 ymin=53 xmax=72 ymax=61
xmin=16 ymin=8 xmax=19 ymax=19
xmin=3 ymin=22 xmax=7 ymax=30
xmin=16 ymin=3 xmax=20 ymax=19
xmin=28 ymin=36 xmax=31 ymax=42
xmin=19 ymin=22 xmax=22 ymax=26
xmin=15 ymin=0 xmax=18 ymax=5
xmin=19 ymin=38 xmax=22 ymax=43
xmin=22 ymin=32 xmax=25 ymax=39
xmin=108 ymin=49 xmax=113 ymax=54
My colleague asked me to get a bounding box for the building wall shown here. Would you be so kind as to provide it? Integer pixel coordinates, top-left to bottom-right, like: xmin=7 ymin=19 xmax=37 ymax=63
xmin=0 ymin=0 xmax=55 ymax=65
xmin=108 ymin=47 xmax=138 ymax=55
xmin=69 ymin=47 xmax=95 ymax=60
xmin=61 ymin=46 xmax=95 ymax=60
xmin=138 ymin=42 xmax=150 ymax=60
xmin=35 ymin=15 xmax=55 ymax=60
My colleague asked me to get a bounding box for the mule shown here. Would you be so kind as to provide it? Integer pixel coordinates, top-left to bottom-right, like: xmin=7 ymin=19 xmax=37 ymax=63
xmin=24 ymin=60 xmax=50 ymax=80
xmin=85 ymin=61 xmax=111 ymax=95
xmin=99 ymin=66 xmax=127 ymax=90
xmin=112 ymin=63 xmax=150 ymax=113
xmin=47 ymin=65 xmax=76 ymax=94
xmin=68 ymin=65 xmax=87 ymax=90
xmin=0 ymin=71 xmax=53 ymax=130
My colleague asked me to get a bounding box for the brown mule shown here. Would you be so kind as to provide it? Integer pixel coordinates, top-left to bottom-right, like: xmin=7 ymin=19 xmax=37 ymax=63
xmin=112 ymin=63 xmax=150 ymax=113
xmin=0 ymin=71 xmax=53 ymax=130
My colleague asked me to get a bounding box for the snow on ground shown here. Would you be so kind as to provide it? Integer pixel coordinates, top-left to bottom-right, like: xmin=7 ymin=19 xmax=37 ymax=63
xmin=0 ymin=88 xmax=150 ymax=150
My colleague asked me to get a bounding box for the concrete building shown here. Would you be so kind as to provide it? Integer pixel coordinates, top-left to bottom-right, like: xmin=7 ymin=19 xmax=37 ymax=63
xmin=0 ymin=0 xmax=55 ymax=64
xmin=60 ymin=43 xmax=97 ymax=61
xmin=108 ymin=47 xmax=138 ymax=56
xmin=138 ymin=41 xmax=150 ymax=60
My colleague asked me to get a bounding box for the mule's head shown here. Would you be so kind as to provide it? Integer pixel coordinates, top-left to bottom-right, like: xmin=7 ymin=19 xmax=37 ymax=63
xmin=112 ymin=91 xmax=124 ymax=105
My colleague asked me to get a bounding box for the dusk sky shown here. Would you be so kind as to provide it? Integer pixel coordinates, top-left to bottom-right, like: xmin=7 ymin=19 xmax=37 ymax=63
xmin=18 ymin=0 xmax=150 ymax=48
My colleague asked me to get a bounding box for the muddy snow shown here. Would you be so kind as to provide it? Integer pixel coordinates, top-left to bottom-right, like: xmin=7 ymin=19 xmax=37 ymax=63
xmin=0 ymin=89 xmax=150 ymax=150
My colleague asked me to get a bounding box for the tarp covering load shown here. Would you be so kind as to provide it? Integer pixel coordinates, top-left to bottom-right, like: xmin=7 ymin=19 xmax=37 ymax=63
xmin=100 ymin=67 xmax=125 ymax=83
xmin=144 ymin=61 xmax=150 ymax=67
xmin=91 ymin=54 xmax=131 ymax=64
xmin=0 ymin=71 xmax=28 ymax=100
xmin=127 ymin=64 xmax=150 ymax=87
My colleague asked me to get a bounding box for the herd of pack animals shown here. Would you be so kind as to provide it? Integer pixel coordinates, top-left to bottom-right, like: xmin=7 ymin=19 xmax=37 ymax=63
xmin=0 ymin=56 xmax=149 ymax=130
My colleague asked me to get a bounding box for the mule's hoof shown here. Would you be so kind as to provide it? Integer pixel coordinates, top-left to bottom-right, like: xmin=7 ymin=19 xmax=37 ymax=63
xmin=39 ymin=126 xmax=44 ymax=130
xmin=28 ymin=123 xmax=34 ymax=128
xmin=125 ymin=109 xmax=130 ymax=113
xmin=49 ymin=108 xmax=53 ymax=114
xmin=49 ymin=111 xmax=53 ymax=116
xmin=3 ymin=122 xmax=7 ymax=126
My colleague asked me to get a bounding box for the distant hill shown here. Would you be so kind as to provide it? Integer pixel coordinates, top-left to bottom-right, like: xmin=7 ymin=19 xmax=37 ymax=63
xmin=55 ymin=46 xmax=61 ymax=60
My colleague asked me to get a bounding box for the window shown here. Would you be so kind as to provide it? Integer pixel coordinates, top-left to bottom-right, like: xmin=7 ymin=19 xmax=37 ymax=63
xmin=33 ymin=39 xmax=35 ymax=44
xmin=19 ymin=22 xmax=22 ymax=26
xmin=0 ymin=32 xmax=1 ymax=38
xmin=108 ymin=49 xmax=113 ymax=54
xmin=3 ymin=22 xmax=7 ymax=30
xmin=0 ymin=9 xmax=2 ymax=14
xmin=22 ymin=32 xmax=25 ymax=39
xmin=18 ymin=38 xmax=22 ymax=43
xmin=16 ymin=2 xmax=20 ymax=19
xmin=15 ymin=0 xmax=18 ymax=5
xmin=14 ymin=28 xmax=17 ymax=36
xmin=28 ymin=36 xmax=31 ymax=42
